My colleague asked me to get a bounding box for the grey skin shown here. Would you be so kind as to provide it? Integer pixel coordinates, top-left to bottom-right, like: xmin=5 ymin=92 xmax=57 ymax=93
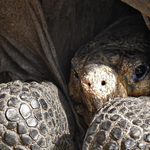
xmin=0 ymin=0 xmax=150 ymax=150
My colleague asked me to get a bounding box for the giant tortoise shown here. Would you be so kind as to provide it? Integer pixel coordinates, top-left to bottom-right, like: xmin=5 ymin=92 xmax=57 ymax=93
xmin=0 ymin=0 xmax=150 ymax=150
xmin=69 ymin=13 xmax=150 ymax=149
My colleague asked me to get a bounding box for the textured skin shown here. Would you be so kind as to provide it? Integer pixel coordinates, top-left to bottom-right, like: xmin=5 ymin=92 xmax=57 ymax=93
xmin=83 ymin=96 xmax=150 ymax=150
xmin=0 ymin=80 xmax=77 ymax=150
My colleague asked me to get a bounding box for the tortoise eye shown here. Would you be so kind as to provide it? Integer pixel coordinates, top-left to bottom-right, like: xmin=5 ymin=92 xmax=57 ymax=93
xmin=132 ymin=64 xmax=149 ymax=82
xmin=74 ymin=69 xmax=79 ymax=79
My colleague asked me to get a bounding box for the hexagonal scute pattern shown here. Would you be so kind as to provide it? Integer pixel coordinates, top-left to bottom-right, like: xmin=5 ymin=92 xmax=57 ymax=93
xmin=83 ymin=96 xmax=150 ymax=150
xmin=0 ymin=80 xmax=77 ymax=150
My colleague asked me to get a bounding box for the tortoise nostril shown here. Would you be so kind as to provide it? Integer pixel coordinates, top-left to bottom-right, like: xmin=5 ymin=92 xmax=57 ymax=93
xmin=101 ymin=81 xmax=106 ymax=86
xmin=88 ymin=83 xmax=91 ymax=87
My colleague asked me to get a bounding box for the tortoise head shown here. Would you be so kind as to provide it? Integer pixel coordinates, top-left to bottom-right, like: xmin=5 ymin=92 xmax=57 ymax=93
xmin=69 ymin=44 xmax=150 ymax=125
xmin=69 ymin=16 xmax=150 ymax=125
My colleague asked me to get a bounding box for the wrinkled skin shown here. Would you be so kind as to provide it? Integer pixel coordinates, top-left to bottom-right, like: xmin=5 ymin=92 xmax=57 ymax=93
xmin=69 ymin=15 xmax=150 ymax=125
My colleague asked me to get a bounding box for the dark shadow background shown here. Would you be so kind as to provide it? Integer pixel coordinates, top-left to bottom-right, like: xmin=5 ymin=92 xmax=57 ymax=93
xmin=42 ymin=0 xmax=141 ymax=82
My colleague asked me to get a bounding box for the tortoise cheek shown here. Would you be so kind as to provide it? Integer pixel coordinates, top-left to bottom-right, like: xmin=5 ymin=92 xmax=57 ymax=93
xmin=128 ymin=81 xmax=150 ymax=97
xmin=118 ymin=82 xmax=128 ymax=98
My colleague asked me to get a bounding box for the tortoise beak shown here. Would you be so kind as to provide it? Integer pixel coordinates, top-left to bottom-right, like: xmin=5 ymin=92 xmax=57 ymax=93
xmin=80 ymin=64 xmax=127 ymax=113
